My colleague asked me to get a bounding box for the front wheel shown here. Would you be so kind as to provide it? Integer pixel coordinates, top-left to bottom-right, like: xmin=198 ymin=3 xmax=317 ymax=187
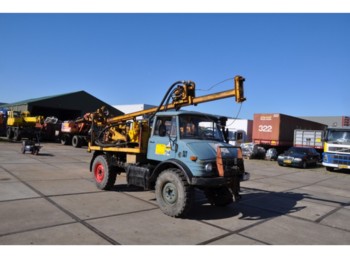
xmin=92 ymin=154 xmax=116 ymax=190
xmin=155 ymin=168 xmax=193 ymax=218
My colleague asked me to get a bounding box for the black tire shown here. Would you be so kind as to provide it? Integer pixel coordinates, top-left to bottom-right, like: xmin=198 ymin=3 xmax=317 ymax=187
xmin=6 ymin=127 xmax=14 ymax=139
xmin=204 ymin=187 xmax=233 ymax=207
xmin=301 ymin=161 xmax=307 ymax=169
xmin=61 ymin=135 xmax=70 ymax=145
xmin=13 ymin=128 xmax=21 ymax=141
xmin=72 ymin=135 xmax=81 ymax=148
xmin=92 ymin=154 xmax=116 ymax=190
xmin=155 ymin=168 xmax=193 ymax=218
xmin=326 ymin=166 xmax=335 ymax=172
xmin=21 ymin=141 xmax=26 ymax=154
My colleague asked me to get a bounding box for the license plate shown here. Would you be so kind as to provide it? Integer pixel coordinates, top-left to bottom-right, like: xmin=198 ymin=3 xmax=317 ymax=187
xmin=339 ymin=164 xmax=349 ymax=169
xmin=284 ymin=160 xmax=292 ymax=164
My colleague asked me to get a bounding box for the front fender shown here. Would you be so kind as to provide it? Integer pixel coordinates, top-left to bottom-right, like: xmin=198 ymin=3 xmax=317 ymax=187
xmin=150 ymin=159 xmax=194 ymax=186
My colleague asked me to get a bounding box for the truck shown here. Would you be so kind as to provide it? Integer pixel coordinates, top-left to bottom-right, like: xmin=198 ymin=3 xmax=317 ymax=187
xmin=58 ymin=112 xmax=93 ymax=147
xmin=252 ymin=113 xmax=327 ymax=154
xmin=6 ymin=110 xmax=44 ymax=141
xmin=88 ymin=76 xmax=249 ymax=217
xmin=225 ymin=118 xmax=252 ymax=146
xmin=322 ymin=127 xmax=350 ymax=171
xmin=293 ymin=129 xmax=324 ymax=151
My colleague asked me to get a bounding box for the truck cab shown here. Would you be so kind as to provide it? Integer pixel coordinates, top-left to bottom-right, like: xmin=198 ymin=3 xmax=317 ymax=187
xmin=148 ymin=111 xmax=234 ymax=179
xmin=322 ymin=127 xmax=350 ymax=171
xmin=227 ymin=130 xmax=245 ymax=146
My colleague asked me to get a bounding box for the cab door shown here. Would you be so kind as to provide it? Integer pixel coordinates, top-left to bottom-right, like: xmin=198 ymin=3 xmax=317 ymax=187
xmin=147 ymin=115 xmax=177 ymax=161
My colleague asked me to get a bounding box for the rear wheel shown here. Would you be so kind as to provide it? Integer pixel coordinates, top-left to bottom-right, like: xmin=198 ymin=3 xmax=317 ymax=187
xmin=6 ymin=127 xmax=14 ymax=139
xmin=155 ymin=168 xmax=193 ymax=217
xmin=61 ymin=135 xmax=70 ymax=145
xmin=72 ymin=135 xmax=81 ymax=148
xmin=326 ymin=167 xmax=335 ymax=172
xmin=13 ymin=128 xmax=21 ymax=141
xmin=92 ymin=154 xmax=116 ymax=190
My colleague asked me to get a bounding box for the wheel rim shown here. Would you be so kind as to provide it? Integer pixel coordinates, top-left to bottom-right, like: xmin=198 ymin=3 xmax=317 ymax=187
xmin=162 ymin=182 xmax=178 ymax=205
xmin=94 ymin=163 xmax=105 ymax=183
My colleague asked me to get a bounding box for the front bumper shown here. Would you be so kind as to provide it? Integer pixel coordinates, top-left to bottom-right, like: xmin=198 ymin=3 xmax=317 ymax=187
xmin=322 ymin=162 xmax=350 ymax=170
xmin=191 ymin=172 xmax=250 ymax=187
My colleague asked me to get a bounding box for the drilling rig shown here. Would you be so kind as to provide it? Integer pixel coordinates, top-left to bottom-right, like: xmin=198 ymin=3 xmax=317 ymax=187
xmin=6 ymin=111 xmax=44 ymax=141
xmin=88 ymin=76 xmax=248 ymax=217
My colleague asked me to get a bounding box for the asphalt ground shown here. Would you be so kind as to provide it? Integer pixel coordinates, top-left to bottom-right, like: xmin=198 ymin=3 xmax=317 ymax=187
xmin=1 ymin=139 xmax=350 ymax=247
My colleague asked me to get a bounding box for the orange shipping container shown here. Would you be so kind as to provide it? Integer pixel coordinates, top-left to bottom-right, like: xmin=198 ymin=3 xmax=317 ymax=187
xmin=252 ymin=113 xmax=327 ymax=147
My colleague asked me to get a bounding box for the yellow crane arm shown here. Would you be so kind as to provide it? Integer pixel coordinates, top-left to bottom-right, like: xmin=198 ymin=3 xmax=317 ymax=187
xmin=107 ymin=75 xmax=245 ymax=124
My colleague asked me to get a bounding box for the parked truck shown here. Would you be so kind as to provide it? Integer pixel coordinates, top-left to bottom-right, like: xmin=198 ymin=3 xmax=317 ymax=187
xmin=88 ymin=76 xmax=249 ymax=217
xmin=58 ymin=113 xmax=93 ymax=147
xmin=322 ymin=127 xmax=350 ymax=171
xmin=225 ymin=118 xmax=253 ymax=146
xmin=6 ymin=111 xmax=44 ymax=141
xmin=252 ymin=113 xmax=327 ymax=154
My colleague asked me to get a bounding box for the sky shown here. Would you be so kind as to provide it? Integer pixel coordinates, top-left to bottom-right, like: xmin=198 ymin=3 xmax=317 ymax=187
xmin=1 ymin=5 xmax=350 ymax=120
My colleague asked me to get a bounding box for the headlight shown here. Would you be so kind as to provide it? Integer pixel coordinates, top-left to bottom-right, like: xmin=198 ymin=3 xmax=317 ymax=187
xmin=205 ymin=163 xmax=213 ymax=172
xmin=294 ymin=158 xmax=302 ymax=162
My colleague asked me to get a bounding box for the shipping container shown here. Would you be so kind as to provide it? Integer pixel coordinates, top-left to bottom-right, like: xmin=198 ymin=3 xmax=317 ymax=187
xmin=293 ymin=129 xmax=324 ymax=150
xmin=252 ymin=113 xmax=327 ymax=152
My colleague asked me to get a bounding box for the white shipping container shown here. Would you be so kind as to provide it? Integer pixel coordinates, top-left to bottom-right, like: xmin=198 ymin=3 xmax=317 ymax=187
xmin=293 ymin=129 xmax=324 ymax=149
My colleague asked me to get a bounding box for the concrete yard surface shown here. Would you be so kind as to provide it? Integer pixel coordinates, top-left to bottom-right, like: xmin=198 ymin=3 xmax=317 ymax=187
xmin=1 ymin=141 xmax=350 ymax=245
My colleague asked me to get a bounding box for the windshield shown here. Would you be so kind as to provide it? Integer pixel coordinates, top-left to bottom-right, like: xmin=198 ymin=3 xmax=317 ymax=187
xmin=179 ymin=114 xmax=224 ymax=141
xmin=327 ymin=130 xmax=350 ymax=145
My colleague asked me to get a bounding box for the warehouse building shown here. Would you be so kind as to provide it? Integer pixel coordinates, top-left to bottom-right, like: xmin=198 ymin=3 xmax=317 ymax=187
xmin=3 ymin=90 xmax=123 ymax=120
xmin=300 ymin=116 xmax=350 ymax=128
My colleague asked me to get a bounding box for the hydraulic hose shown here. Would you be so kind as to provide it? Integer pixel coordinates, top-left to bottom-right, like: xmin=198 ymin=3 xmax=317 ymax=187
xmin=149 ymin=80 xmax=186 ymax=121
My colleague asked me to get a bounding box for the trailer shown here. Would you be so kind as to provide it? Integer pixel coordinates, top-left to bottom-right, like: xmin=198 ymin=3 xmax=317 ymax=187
xmin=252 ymin=113 xmax=327 ymax=154
xmin=293 ymin=129 xmax=324 ymax=151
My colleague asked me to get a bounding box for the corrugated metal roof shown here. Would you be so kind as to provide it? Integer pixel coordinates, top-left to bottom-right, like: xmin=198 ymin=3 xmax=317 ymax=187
xmin=3 ymin=90 xmax=86 ymax=107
